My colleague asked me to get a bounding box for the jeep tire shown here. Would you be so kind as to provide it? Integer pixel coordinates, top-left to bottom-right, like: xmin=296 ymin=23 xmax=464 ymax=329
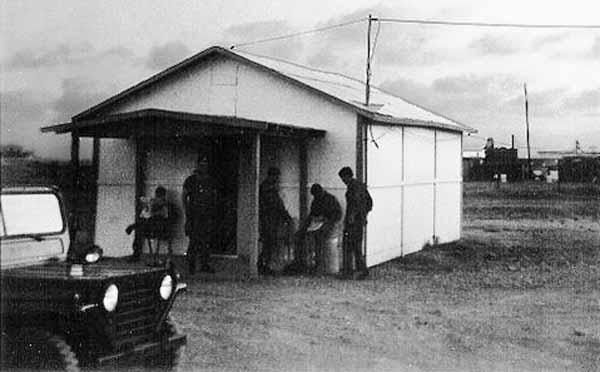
xmin=145 ymin=316 xmax=185 ymax=371
xmin=4 ymin=328 xmax=80 ymax=372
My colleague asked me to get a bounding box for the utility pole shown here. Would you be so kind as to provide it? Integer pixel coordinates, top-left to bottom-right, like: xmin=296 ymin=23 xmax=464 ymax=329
xmin=524 ymin=83 xmax=532 ymax=179
xmin=365 ymin=14 xmax=373 ymax=106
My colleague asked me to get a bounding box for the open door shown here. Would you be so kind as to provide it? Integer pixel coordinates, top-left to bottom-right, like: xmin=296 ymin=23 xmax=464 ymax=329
xmin=209 ymin=137 xmax=239 ymax=255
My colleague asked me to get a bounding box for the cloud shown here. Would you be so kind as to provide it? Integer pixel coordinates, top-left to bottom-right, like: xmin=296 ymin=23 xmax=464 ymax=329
xmin=561 ymin=89 xmax=600 ymax=113
xmin=0 ymin=90 xmax=54 ymax=157
xmin=52 ymin=77 xmax=109 ymax=121
xmin=1 ymin=90 xmax=52 ymax=126
xmin=380 ymin=74 xmax=528 ymax=125
xmin=6 ymin=42 xmax=94 ymax=69
xmin=101 ymin=46 xmax=136 ymax=59
xmin=144 ymin=41 xmax=192 ymax=70
xmin=225 ymin=20 xmax=306 ymax=61
xmin=5 ymin=42 xmax=136 ymax=70
xmin=305 ymin=5 xmax=444 ymax=76
xmin=530 ymin=32 xmax=574 ymax=50
xmin=469 ymin=34 xmax=521 ymax=55
xmin=501 ymin=87 xmax=566 ymax=117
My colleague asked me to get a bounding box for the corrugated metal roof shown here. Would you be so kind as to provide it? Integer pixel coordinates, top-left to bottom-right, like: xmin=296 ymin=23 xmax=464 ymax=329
xmin=234 ymin=50 xmax=475 ymax=133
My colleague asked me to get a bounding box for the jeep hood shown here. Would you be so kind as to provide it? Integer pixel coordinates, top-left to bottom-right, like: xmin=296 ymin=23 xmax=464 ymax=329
xmin=1 ymin=258 xmax=166 ymax=281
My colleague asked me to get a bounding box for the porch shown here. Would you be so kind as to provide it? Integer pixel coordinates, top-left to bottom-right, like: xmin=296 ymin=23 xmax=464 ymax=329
xmin=42 ymin=108 xmax=325 ymax=276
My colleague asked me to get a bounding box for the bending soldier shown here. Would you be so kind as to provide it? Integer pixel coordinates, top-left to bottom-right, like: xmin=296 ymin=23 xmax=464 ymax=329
xmin=295 ymin=183 xmax=342 ymax=272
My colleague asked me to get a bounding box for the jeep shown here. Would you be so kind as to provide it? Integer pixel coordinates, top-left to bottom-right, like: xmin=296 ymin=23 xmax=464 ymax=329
xmin=0 ymin=186 xmax=187 ymax=370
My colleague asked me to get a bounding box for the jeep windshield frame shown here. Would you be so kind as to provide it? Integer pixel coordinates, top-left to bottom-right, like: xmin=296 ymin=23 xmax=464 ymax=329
xmin=0 ymin=187 xmax=68 ymax=240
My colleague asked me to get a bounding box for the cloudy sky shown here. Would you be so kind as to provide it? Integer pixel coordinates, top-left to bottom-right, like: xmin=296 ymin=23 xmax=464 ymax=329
xmin=1 ymin=0 xmax=598 ymax=159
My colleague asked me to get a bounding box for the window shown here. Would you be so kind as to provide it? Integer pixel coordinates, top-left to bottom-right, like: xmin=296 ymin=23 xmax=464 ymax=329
xmin=0 ymin=193 xmax=64 ymax=237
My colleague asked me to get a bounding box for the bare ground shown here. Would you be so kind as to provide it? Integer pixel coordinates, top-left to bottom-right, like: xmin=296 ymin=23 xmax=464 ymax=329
xmin=170 ymin=182 xmax=600 ymax=372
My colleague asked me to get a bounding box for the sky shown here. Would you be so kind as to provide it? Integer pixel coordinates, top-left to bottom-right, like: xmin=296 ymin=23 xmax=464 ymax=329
xmin=1 ymin=0 xmax=599 ymax=159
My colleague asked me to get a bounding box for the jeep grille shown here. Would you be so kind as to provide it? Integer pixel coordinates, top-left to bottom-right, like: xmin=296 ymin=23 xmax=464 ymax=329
xmin=113 ymin=279 xmax=162 ymax=350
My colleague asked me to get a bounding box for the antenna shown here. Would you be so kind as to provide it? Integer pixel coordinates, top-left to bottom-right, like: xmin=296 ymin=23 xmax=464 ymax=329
xmin=524 ymin=83 xmax=532 ymax=179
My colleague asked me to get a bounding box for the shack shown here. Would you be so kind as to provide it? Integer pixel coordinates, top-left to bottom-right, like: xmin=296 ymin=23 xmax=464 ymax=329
xmin=43 ymin=46 xmax=475 ymax=275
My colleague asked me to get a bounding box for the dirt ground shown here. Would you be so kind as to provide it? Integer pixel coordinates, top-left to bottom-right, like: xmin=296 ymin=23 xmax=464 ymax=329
xmin=170 ymin=182 xmax=599 ymax=372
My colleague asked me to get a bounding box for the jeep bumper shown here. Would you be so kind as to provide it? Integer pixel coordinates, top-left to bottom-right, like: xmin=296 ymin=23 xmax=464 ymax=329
xmin=96 ymin=333 xmax=186 ymax=365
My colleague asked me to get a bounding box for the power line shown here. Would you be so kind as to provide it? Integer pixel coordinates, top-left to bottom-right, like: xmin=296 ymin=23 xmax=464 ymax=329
xmin=230 ymin=18 xmax=366 ymax=49
xmin=376 ymin=17 xmax=600 ymax=29
xmin=231 ymin=16 xmax=600 ymax=50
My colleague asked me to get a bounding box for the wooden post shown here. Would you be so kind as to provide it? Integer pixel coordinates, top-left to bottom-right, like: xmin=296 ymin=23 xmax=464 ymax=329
xmin=70 ymin=132 xmax=80 ymax=234
xmin=249 ymin=134 xmax=260 ymax=276
xmin=133 ymin=138 xmax=147 ymax=257
xmin=90 ymin=137 xmax=100 ymax=243
xmin=297 ymin=138 xmax=308 ymax=264
xmin=237 ymin=133 xmax=261 ymax=277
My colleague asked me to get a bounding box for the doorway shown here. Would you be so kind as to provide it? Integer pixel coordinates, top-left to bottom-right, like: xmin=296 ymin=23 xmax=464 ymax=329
xmin=200 ymin=136 xmax=240 ymax=255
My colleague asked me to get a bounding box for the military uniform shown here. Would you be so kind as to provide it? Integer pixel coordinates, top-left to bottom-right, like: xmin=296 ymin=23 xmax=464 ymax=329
xmin=259 ymin=178 xmax=291 ymax=274
xmin=342 ymin=178 xmax=372 ymax=277
xmin=183 ymin=171 xmax=216 ymax=274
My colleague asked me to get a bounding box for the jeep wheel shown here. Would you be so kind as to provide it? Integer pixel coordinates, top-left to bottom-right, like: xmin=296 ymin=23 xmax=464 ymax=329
xmin=7 ymin=328 xmax=80 ymax=372
xmin=145 ymin=317 xmax=186 ymax=371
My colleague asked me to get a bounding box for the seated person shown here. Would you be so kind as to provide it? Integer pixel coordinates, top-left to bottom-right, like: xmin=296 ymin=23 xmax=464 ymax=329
xmin=126 ymin=186 xmax=170 ymax=261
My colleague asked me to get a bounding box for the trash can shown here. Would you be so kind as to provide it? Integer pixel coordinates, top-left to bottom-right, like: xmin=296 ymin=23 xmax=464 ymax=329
xmin=305 ymin=220 xmax=341 ymax=274
xmin=321 ymin=225 xmax=341 ymax=274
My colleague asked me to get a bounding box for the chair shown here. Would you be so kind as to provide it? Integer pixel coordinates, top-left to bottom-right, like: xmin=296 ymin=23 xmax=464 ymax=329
xmin=142 ymin=204 xmax=176 ymax=266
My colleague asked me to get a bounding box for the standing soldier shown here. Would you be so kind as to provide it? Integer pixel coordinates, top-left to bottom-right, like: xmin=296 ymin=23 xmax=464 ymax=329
xmin=182 ymin=161 xmax=217 ymax=275
xmin=259 ymin=167 xmax=292 ymax=275
xmin=338 ymin=166 xmax=372 ymax=279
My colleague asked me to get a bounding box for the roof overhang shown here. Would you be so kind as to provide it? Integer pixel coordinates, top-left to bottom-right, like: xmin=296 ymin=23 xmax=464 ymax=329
xmin=42 ymin=109 xmax=326 ymax=139
xmin=367 ymin=112 xmax=477 ymax=134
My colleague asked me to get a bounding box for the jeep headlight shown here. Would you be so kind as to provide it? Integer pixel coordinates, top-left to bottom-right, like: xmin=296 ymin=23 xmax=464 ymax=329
xmin=103 ymin=284 xmax=119 ymax=312
xmin=159 ymin=274 xmax=173 ymax=300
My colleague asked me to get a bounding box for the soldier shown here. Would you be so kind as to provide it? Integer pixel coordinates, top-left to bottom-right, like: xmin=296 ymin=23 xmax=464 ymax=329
xmin=182 ymin=162 xmax=217 ymax=275
xmin=338 ymin=166 xmax=372 ymax=279
xmin=259 ymin=167 xmax=292 ymax=275
xmin=295 ymin=183 xmax=342 ymax=272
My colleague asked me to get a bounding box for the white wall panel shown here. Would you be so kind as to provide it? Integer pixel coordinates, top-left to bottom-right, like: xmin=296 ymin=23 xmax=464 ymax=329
xmin=366 ymin=125 xmax=403 ymax=267
xmin=366 ymin=188 xmax=402 ymax=266
xmin=95 ymin=186 xmax=135 ymax=257
xmin=97 ymin=139 xmax=135 ymax=184
xmin=95 ymin=139 xmax=136 ymax=257
xmin=404 ymin=127 xmax=434 ymax=182
xmin=435 ymin=182 xmax=461 ymax=243
xmin=402 ymin=184 xmax=434 ymax=254
xmin=436 ymin=130 xmax=461 ymax=180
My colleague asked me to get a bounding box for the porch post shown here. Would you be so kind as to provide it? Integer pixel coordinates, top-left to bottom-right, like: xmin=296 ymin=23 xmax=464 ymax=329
xmin=90 ymin=137 xmax=100 ymax=243
xmin=70 ymin=131 xmax=80 ymax=234
xmin=297 ymin=138 xmax=308 ymax=264
xmin=133 ymin=138 xmax=147 ymax=256
xmin=237 ymin=132 xmax=261 ymax=277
